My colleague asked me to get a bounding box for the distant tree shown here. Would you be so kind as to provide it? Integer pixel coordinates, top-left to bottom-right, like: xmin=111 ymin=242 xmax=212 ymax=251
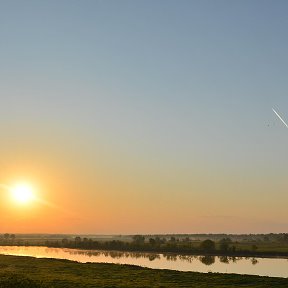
xmin=62 ymin=238 xmax=69 ymax=245
xmin=219 ymin=238 xmax=231 ymax=252
xmin=149 ymin=238 xmax=156 ymax=245
xmin=155 ymin=237 xmax=162 ymax=245
xmin=280 ymin=234 xmax=288 ymax=243
xmin=10 ymin=234 xmax=15 ymax=241
xmin=169 ymin=236 xmax=176 ymax=243
xmin=4 ymin=233 xmax=9 ymax=240
xmin=132 ymin=235 xmax=145 ymax=244
xmin=200 ymin=239 xmax=215 ymax=252
xmin=75 ymin=236 xmax=82 ymax=243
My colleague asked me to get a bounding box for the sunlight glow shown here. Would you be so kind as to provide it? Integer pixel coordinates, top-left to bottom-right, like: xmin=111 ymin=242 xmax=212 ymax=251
xmin=10 ymin=183 xmax=35 ymax=204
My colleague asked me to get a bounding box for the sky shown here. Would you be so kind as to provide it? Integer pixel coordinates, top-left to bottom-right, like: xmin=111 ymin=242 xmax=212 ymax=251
xmin=0 ymin=0 xmax=288 ymax=234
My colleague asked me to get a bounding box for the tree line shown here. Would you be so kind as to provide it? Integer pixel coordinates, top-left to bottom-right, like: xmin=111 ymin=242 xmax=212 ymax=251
xmin=1 ymin=233 xmax=288 ymax=257
xmin=0 ymin=234 xmax=16 ymax=241
xmin=41 ymin=236 xmax=265 ymax=256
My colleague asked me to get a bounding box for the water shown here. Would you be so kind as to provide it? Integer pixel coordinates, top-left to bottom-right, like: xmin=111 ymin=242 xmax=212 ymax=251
xmin=0 ymin=246 xmax=287 ymax=278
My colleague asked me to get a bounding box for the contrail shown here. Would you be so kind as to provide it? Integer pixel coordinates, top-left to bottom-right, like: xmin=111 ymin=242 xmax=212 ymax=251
xmin=272 ymin=108 xmax=288 ymax=128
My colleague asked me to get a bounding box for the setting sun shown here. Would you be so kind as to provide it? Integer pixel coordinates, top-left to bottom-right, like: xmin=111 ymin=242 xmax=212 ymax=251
xmin=10 ymin=183 xmax=35 ymax=204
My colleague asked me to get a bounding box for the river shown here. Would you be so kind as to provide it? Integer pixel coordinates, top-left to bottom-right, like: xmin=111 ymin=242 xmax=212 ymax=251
xmin=0 ymin=246 xmax=287 ymax=278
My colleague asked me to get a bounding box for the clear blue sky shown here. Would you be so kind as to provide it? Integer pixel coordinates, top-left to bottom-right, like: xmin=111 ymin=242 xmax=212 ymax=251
xmin=0 ymin=0 xmax=287 ymax=233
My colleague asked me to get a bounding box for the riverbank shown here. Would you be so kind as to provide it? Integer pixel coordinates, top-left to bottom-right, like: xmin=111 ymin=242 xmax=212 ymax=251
xmin=0 ymin=254 xmax=287 ymax=287
xmin=2 ymin=234 xmax=288 ymax=259
xmin=1 ymin=242 xmax=288 ymax=259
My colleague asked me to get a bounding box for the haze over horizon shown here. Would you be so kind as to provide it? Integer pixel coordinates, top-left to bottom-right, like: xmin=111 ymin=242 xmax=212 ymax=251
xmin=0 ymin=0 xmax=288 ymax=234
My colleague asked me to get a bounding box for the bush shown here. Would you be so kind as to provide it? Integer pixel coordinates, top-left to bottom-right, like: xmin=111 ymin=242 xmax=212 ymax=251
xmin=200 ymin=239 xmax=216 ymax=252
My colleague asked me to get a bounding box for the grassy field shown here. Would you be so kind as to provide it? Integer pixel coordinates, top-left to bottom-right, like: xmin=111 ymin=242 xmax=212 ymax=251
xmin=0 ymin=255 xmax=287 ymax=288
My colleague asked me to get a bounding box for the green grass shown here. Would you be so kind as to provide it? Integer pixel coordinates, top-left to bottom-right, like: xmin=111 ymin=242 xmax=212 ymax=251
xmin=232 ymin=242 xmax=288 ymax=253
xmin=0 ymin=255 xmax=287 ymax=287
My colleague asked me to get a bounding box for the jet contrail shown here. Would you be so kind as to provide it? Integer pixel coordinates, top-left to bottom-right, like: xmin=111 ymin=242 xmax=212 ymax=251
xmin=272 ymin=108 xmax=288 ymax=128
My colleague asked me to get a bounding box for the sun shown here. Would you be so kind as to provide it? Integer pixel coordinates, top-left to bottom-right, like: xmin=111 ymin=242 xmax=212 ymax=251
xmin=10 ymin=183 xmax=35 ymax=204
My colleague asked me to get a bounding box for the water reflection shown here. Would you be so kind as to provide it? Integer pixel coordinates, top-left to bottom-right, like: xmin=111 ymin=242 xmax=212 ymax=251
xmin=200 ymin=256 xmax=215 ymax=265
xmin=66 ymin=249 xmax=256 ymax=266
xmin=0 ymin=246 xmax=287 ymax=278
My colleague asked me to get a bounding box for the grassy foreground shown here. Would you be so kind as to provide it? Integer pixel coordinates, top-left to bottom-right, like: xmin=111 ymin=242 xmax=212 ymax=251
xmin=0 ymin=255 xmax=287 ymax=288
